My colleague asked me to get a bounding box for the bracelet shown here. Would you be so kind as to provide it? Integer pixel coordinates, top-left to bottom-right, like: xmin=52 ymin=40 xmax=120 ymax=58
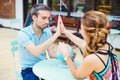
xmin=64 ymin=56 xmax=74 ymax=62
xmin=64 ymin=56 xmax=70 ymax=61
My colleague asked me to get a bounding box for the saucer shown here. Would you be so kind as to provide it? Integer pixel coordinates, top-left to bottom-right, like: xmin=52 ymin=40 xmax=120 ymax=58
xmin=57 ymin=63 xmax=68 ymax=68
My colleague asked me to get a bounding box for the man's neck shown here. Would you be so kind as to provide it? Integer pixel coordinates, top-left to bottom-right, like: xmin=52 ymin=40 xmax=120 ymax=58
xmin=32 ymin=23 xmax=42 ymax=39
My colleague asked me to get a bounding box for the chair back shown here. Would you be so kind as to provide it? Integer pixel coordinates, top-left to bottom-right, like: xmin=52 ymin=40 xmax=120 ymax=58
xmin=10 ymin=40 xmax=23 ymax=80
xmin=62 ymin=17 xmax=80 ymax=32
xmin=53 ymin=16 xmax=80 ymax=32
xmin=11 ymin=40 xmax=18 ymax=56
xmin=24 ymin=12 xmax=33 ymax=27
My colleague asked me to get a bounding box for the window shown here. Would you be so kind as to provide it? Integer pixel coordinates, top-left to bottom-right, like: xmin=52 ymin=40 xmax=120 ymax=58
xmin=97 ymin=0 xmax=112 ymax=14
xmin=48 ymin=0 xmax=120 ymax=17
xmin=48 ymin=0 xmax=86 ymax=17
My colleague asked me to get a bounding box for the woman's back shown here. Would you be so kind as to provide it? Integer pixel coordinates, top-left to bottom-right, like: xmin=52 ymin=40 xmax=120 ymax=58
xmin=89 ymin=44 xmax=119 ymax=80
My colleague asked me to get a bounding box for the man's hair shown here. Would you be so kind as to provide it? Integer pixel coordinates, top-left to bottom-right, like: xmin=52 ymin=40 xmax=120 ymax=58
xmin=31 ymin=3 xmax=51 ymax=16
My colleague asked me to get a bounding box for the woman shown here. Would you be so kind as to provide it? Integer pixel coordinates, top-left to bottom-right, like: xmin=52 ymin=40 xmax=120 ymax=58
xmin=58 ymin=11 xmax=119 ymax=80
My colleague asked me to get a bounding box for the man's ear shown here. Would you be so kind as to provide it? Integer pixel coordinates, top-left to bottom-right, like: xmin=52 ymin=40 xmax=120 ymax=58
xmin=32 ymin=15 xmax=37 ymax=21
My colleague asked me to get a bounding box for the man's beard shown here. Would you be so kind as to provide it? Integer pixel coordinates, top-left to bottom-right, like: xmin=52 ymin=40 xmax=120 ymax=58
xmin=37 ymin=24 xmax=48 ymax=30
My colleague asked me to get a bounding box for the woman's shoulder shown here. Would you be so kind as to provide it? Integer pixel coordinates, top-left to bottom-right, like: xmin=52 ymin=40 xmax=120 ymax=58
xmin=81 ymin=53 xmax=99 ymax=72
xmin=83 ymin=53 xmax=99 ymax=64
xmin=85 ymin=54 xmax=97 ymax=59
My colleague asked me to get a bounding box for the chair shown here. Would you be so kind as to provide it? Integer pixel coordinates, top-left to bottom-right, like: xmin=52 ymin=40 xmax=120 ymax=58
xmin=11 ymin=40 xmax=23 ymax=80
xmin=24 ymin=12 xmax=33 ymax=27
xmin=62 ymin=17 xmax=80 ymax=32
xmin=53 ymin=16 xmax=80 ymax=32
xmin=11 ymin=40 xmax=44 ymax=80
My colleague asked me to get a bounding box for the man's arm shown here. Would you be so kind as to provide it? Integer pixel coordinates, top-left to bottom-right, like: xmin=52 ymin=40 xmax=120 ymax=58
xmin=25 ymin=32 xmax=59 ymax=57
xmin=25 ymin=16 xmax=61 ymax=57
xmin=47 ymin=45 xmax=57 ymax=58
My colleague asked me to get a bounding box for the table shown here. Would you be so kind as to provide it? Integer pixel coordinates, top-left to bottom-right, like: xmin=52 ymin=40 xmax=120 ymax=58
xmin=33 ymin=59 xmax=81 ymax=80
xmin=108 ymin=29 xmax=120 ymax=48
xmin=110 ymin=29 xmax=120 ymax=35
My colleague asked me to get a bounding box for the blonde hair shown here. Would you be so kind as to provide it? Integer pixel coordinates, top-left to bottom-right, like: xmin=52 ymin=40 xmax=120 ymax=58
xmin=81 ymin=11 xmax=110 ymax=57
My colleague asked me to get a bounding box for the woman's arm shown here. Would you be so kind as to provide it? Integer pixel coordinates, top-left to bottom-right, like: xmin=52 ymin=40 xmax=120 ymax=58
xmin=64 ymin=31 xmax=86 ymax=48
xmin=66 ymin=55 xmax=95 ymax=79
xmin=59 ymin=16 xmax=86 ymax=48
xmin=57 ymin=42 xmax=96 ymax=79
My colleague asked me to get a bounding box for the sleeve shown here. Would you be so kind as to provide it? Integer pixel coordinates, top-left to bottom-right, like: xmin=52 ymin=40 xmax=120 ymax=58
xmin=18 ymin=30 xmax=32 ymax=48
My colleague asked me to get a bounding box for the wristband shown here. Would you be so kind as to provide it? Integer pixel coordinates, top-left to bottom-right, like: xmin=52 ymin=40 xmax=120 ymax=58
xmin=64 ymin=56 xmax=70 ymax=61
xmin=57 ymin=45 xmax=74 ymax=62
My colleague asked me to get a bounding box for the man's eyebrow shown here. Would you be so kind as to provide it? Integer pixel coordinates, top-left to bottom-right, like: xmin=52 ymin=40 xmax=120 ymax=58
xmin=41 ymin=16 xmax=51 ymax=19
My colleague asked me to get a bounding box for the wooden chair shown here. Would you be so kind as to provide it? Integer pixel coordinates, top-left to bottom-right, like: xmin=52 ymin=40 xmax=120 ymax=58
xmin=53 ymin=16 xmax=80 ymax=32
xmin=63 ymin=17 xmax=80 ymax=32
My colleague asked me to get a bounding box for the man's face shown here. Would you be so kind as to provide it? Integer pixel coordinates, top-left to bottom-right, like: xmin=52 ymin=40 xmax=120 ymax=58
xmin=34 ymin=10 xmax=51 ymax=29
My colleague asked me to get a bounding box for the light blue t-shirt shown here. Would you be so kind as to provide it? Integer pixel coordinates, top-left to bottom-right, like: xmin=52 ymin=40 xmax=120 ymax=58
xmin=18 ymin=24 xmax=52 ymax=69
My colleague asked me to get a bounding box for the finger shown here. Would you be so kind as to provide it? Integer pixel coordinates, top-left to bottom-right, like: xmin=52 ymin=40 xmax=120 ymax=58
xmin=58 ymin=16 xmax=64 ymax=25
xmin=57 ymin=16 xmax=61 ymax=26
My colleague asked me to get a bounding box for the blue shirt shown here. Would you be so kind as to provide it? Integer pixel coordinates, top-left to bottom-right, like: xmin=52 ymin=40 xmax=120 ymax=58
xmin=18 ymin=24 xmax=52 ymax=69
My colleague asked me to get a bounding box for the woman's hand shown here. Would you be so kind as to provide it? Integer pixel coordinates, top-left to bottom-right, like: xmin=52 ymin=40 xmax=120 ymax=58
xmin=55 ymin=15 xmax=62 ymax=37
xmin=59 ymin=17 xmax=67 ymax=34
xmin=57 ymin=42 xmax=70 ymax=58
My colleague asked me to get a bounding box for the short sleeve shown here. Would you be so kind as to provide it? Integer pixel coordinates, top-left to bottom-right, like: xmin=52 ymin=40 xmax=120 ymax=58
xmin=18 ymin=31 xmax=32 ymax=48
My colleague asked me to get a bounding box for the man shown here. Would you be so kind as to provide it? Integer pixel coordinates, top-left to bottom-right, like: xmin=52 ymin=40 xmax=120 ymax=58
xmin=18 ymin=4 xmax=61 ymax=80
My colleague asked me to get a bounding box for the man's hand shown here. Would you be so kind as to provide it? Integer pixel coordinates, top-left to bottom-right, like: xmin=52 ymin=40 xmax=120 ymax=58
xmin=55 ymin=15 xmax=62 ymax=36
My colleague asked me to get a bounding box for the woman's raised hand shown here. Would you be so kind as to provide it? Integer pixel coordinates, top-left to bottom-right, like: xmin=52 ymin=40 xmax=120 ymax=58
xmin=57 ymin=15 xmax=67 ymax=34
xmin=59 ymin=17 xmax=67 ymax=34
xmin=55 ymin=15 xmax=62 ymax=36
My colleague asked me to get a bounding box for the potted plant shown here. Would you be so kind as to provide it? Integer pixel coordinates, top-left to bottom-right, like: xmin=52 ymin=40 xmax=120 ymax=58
xmin=110 ymin=20 xmax=120 ymax=30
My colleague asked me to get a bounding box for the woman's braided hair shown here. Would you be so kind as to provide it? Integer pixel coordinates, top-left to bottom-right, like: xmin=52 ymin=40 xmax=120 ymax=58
xmin=81 ymin=11 xmax=110 ymax=57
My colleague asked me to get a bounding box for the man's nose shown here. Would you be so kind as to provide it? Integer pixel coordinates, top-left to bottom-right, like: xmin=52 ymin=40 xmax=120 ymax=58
xmin=45 ymin=19 xmax=49 ymax=24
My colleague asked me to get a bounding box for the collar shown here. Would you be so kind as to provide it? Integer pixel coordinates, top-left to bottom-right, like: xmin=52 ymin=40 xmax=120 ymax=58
xmin=29 ymin=23 xmax=47 ymax=35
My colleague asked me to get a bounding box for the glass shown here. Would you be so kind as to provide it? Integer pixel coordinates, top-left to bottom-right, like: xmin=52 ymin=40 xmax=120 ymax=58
xmin=56 ymin=45 xmax=74 ymax=68
xmin=56 ymin=49 xmax=68 ymax=68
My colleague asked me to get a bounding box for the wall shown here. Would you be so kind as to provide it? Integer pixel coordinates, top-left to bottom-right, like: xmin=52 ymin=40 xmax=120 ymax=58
xmin=0 ymin=0 xmax=23 ymax=29
xmin=0 ymin=0 xmax=15 ymax=19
